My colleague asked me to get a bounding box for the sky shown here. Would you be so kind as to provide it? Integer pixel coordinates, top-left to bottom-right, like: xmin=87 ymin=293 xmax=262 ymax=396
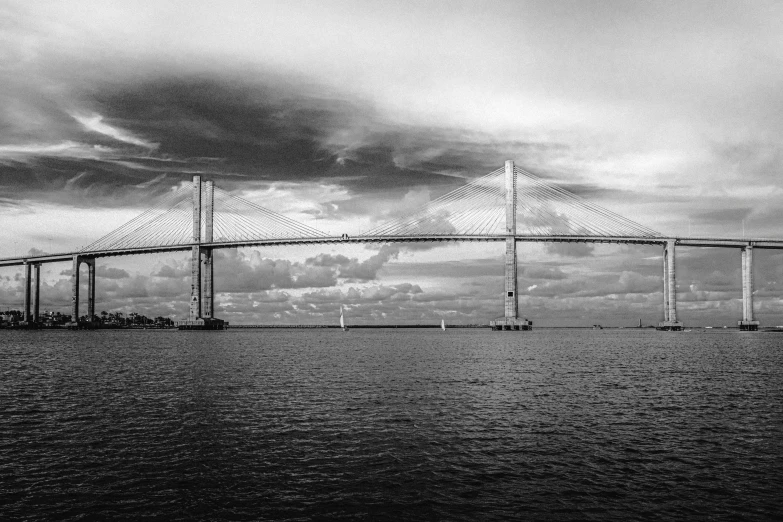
xmin=2 ymin=0 xmax=783 ymax=326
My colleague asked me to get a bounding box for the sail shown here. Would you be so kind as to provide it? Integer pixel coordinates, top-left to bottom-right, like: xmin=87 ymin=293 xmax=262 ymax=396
xmin=441 ymin=319 xmax=446 ymax=331
xmin=340 ymin=306 xmax=345 ymax=329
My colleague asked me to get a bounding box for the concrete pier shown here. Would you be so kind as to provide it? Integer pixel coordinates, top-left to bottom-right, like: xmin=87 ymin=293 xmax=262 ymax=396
xmin=71 ymin=255 xmax=79 ymax=323
xmin=658 ymin=239 xmax=683 ymax=330
xmin=19 ymin=262 xmax=41 ymax=328
xmin=491 ymin=160 xmax=532 ymax=331
xmin=87 ymin=259 xmax=95 ymax=321
xmin=23 ymin=262 xmax=31 ymax=323
xmin=33 ymin=263 xmax=40 ymax=323
xmin=739 ymin=245 xmax=759 ymax=331
xmin=70 ymin=256 xmax=97 ymax=326
xmin=202 ymin=180 xmax=214 ymax=319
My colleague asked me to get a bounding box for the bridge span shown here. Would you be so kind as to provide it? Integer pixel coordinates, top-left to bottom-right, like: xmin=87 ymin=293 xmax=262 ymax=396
xmin=1 ymin=161 xmax=776 ymax=331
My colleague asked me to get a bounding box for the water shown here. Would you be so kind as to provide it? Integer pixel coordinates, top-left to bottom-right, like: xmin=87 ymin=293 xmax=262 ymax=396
xmin=1 ymin=329 xmax=781 ymax=520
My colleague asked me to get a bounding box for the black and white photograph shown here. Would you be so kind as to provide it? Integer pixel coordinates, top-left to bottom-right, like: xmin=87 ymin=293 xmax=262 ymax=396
xmin=1 ymin=0 xmax=781 ymax=519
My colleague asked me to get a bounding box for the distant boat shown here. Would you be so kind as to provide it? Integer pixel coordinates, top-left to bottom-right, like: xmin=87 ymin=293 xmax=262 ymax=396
xmin=340 ymin=306 xmax=348 ymax=331
xmin=441 ymin=319 xmax=446 ymax=331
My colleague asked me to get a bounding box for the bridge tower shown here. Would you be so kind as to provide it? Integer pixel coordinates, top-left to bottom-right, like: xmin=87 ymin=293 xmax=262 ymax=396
xmin=178 ymin=176 xmax=225 ymax=330
xmin=739 ymin=245 xmax=759 ymax=331
xmin=189 ymin=175 xmax=202 ymax=320
xmin=491 ymin=160 xmax=532 ymax=331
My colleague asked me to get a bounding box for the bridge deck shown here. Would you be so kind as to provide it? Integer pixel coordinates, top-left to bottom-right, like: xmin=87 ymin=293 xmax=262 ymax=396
xmin=2 ymin=235 xmax=783 ymax=267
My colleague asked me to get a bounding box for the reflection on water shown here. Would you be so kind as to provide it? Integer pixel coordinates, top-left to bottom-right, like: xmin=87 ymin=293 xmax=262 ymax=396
xmin=1 ymin=329 xmax=781 ymax=520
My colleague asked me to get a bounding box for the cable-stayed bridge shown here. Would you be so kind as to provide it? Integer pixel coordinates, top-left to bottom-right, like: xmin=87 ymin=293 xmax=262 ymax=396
xmin=2 ymin=161 xmax=779 ymax=330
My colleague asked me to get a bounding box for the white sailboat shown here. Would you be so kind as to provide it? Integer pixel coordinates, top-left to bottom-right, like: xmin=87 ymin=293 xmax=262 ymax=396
xmin=340 ymin=306 xmax=348 ymax=331
xmin=441 ymin=319 xmax=446 ymax=331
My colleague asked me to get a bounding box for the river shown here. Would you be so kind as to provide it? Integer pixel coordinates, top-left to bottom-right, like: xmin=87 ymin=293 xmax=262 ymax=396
xmin=1 ymin=329 xmax=781 ymax=520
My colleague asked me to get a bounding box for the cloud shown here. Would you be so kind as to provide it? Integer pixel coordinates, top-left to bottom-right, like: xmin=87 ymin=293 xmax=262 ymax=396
xmin=72 ymin=113 xmax=159 ymax=150
xmin=306 ymin=243 xmax=400 ymax=280
xmin=134 ymin=173 xmax=167 ymax=188
xmin=96 ymin=266 xmax=129 ymax=279
xmin=0 ymin=141 xmax=115 ymax=162
xmin=215 ymin=250 xmax=336 ymax=291
xmin=520 ymin=265 xmax=568 ymax=280
xmin=152 ymin=262 xmax=190 ymax=278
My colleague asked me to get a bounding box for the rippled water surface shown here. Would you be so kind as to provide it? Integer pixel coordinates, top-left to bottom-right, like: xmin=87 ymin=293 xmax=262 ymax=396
xmin=1 ymin=329 xmax=782 ymax=520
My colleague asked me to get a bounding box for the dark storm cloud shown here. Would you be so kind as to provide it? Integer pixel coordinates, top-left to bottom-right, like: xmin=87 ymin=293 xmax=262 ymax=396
xmin=85 ymin=76 xmax=574 ymax=194
xmin=0 ymin=157 xmax=193 ymax=209
xmin=2 ymin=70 xmax=577 ymax=212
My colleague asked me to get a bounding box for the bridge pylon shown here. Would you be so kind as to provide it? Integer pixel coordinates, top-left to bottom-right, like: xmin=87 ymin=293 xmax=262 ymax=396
xmin=491 ymin=160 xmax=532 ymax=331
xmin=177 ymin=176 xmax=226 ymax=330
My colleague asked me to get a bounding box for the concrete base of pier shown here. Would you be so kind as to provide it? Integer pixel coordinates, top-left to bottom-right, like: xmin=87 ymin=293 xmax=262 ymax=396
xmin=738 ymin=320 xmax=760 ymax=331
xmin=176 ymin=318 xmax=227 ymax=330
xmin=490 ymin=318 xmax=532 ymax=331
xmin=657 ymin=321 xmax=684 ymax=331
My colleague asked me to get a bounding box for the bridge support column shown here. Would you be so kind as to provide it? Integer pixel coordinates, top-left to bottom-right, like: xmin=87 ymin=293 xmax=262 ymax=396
xmin=23 ymin=262 xmax=32 ymax=323
xmin=202 ymin=248 xmax=213 ymax=319
xmin=202 ymin=180 xmax=214 ymax=319
xmin=505 ymin=237 xmax=517 ymax=319
xmin=33 ymin=263 xmax=40 ymax=323
xmin=86 ymin=258 xmax=96 ymax=322
xmin=662 ymin=242 xmax=669 ymax=321
xmin=69 ymin=256 xmax=97 ymax=327
xmin=71 ymin=255 xmax=80 ymax=325
xmin=22 ymin=262 xmax=41 ymax=326
xmin=658 ymin=239 xmax=683 ymax=331
xmin=739 ymin=245 xmax=759 ymax=331
xmin=190 ymin=245 xmax=202 ymax=320
xmin=491 ymin=160 xmax=531 ymax=331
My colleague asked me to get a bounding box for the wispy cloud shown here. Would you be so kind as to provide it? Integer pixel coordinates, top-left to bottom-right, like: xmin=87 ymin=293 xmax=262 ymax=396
xmin=72 ymin=113 xmax=158 ymax=150
xmin=134 ymin=173 xmax=167 ymax=188
xmin=0 ymin=141 xmax=115 ymax=162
